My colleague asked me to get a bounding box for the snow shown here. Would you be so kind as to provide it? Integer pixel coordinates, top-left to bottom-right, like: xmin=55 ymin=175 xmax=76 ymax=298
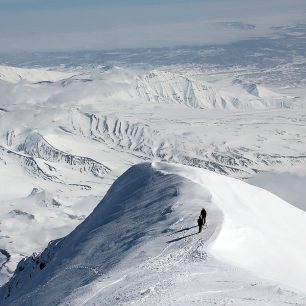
xmin=248 ymin=171 xmax=306 ymax=212
xmin=0 ymin=65 xmax=75 ymax=84
xmin=0 ymin=58 xmax=305 ymax=304
xmin=1 ymin=162 xmax=305 ymax=305
xmin=0 ymin=63 xmax=306 ymax=278
xmin=153 ymin=162 xmax=306 ymax=293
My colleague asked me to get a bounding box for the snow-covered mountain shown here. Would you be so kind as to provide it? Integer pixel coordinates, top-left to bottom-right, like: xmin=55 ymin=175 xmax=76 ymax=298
xmin=0 ymin=65 xmax=296 ymax=110
xmin=0 ymin=61 xmax=306 ymax=304
xmin=135 ymin=70 xmax=294 ymax=109
xmin=1 ymin=163 xmax=305 ymax=305
xmin=135 ymin=70 xmax=237 ymax=109
xmin=19 ymin=132 xmax=110 ymax=178
xmin=0 ymin=65 xmax=75 ymax=84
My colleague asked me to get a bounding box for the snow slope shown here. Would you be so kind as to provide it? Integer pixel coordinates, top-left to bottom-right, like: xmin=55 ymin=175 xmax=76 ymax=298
xmin=136 ymin=70 xmax=237 ymax=109
xmin=1 ymin=163 xmax=305 ymax=305
xmin=248 ymin=171 xmax=306 ymax=212
xmin=0 ymin=63 xmax=306 ymax=286
xmin=154 ymin=162 xmax=306 ymax=292
xmin=136 ymin=70 xmax=293 ymax=109
xmin=0 ymin=65 xmax=75 ymax=84
xmin=0 ymin=65 xmax=296 ymax=109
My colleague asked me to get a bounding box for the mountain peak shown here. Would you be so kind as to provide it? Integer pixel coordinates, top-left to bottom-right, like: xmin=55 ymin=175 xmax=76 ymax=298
xmin=2 ymin=162 xmax=306 ymax=305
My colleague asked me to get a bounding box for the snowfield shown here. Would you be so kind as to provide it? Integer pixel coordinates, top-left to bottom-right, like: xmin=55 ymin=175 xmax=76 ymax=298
xmin=1 ymin=163 xmax=305 ymax=305
xmin=0 ymin=65 xmax=75 ymax=84
xmin=0 ymin=57 xmax=306 ymax=305
xmin=153 ymin=163 xmax=306 ymax=293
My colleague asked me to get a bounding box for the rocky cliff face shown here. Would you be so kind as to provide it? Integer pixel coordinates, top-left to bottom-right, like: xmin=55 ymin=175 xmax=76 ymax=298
xmin=19 ymin=132 xmax=110 ymax=178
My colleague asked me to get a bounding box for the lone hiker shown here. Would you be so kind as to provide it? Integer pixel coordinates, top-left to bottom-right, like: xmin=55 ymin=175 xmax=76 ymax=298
xmin=201 ymin=208 xmax=207 ymax=225
xmin=197 ymin=216 xmax=203 ymax=233
xmin=31 ymin=252 xmax=38 ymax=261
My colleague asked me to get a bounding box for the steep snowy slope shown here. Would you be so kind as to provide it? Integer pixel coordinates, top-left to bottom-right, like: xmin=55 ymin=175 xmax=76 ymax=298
xmin=0 ymin=63 xmax=305 ymax=287
xmin=154 ymin=162 xmax=306 ymax=291
xmin=136 ymin=70 xmax=237 ymax=109
xmin=1 ymin=107 xmax=306 ymax=285
xmin=0 ymin=65 xmax=295 ymax=110
xmin=1 ymin=163 xmax=305 ymax=305
xmin=19 ymin=132 xmax=111 ymax=178
xmin=135 ymin=70 xmax=294 ymax=109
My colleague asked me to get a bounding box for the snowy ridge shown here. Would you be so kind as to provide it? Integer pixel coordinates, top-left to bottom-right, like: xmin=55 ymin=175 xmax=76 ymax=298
xmin=87 ymin=113 xmax=157 ymax=155
xmin=27 ymin=187 xmax=61 ymax=208
xmin=243 ymin=83 xmax=281 ymax=99
xmin=154 ymin=162 xmax=306 ymax=292
xmin=0 ymin=65 xmax=296 ymax=110
xmin=19 ymin=132 xmax=111 ymax=178
xmin=1 ymin=163 xmax=306 ymax=305
xmin=0 ymin=62 xmax=305 ymax=294
xmin=86 ymin=113 xmax=187 ymax=163
xmin=0 ymin=145 xmax=61 ymax=183
xmin=66 ymin=112 xmax=256 ymax=176
xmin=0 ymin=65 xmax=75 ymax=84
xmin=135 ymin=70 xmax=294 ymax=109
xmin=233 ymin=79 xmax=292 ymax=108
xmin=136 ymin=70 xmax=238 ymax=109
xmin=60 ymin=111 xmax=306 ymax=177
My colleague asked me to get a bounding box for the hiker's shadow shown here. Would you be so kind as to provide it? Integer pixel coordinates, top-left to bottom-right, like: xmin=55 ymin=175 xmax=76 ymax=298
xmin=167 ymin=226 xmax=197 ymax=236
xmin=167 ymin=232 xmax=198 ymax=244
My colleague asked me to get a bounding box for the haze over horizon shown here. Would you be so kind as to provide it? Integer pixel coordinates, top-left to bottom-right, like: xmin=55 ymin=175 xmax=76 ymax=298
xmin=0 ymin=0 xmax=306 ymax=53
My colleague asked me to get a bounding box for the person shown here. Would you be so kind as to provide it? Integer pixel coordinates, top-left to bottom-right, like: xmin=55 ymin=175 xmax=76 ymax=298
xmin=197 ymin=216 xmax=203 ymax=233
xmin=31 ymin=252 xmax=38 ymax=261
xmin=201 ymin=208 xmax=207 ymax=225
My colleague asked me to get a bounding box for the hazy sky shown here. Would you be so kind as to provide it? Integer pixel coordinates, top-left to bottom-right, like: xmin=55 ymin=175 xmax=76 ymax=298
xmin=0 ymin=0 xmax=305 ymax=52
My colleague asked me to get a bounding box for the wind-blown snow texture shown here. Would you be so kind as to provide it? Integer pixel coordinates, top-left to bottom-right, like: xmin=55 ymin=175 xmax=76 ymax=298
xmin=0 ymin=43 xmax=306 ymax=304
xmin=1 ymin=163 xmax=305 ymax=305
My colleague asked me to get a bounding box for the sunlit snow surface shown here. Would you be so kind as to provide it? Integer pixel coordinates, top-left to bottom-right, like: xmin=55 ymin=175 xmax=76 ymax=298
xmin=0 ymin=43 xmax=306 ymax=304
xmin=1 ymin=163 xmax=305 ymax=305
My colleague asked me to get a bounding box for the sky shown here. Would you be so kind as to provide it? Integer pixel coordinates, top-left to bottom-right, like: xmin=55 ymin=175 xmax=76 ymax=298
xmin=0 ymin=0 xmax=305 ymax=53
